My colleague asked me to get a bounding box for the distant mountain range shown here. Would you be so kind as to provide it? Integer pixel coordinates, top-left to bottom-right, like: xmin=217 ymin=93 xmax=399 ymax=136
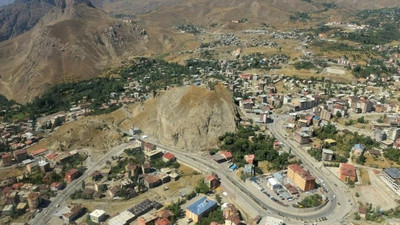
xmin=1 ymin=0 xmax=400 ymax=102
xmin=0 ymin=0 xmax=147 ymax=103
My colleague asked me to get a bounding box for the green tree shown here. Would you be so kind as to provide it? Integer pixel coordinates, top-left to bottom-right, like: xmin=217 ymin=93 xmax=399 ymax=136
xmin=215 ymin=194 xmax=222 ymax=204
xmin=336 ymin=111 xmax=342 ymax=118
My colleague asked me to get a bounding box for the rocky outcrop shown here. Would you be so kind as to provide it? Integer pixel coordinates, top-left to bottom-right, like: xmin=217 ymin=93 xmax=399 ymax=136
xmin=128 ymin=84 xmax=241 ymax=151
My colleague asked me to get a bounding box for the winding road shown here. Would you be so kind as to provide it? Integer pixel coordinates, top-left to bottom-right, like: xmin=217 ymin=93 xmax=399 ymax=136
xmin=29 ymin=113 xmax=356 ymax=225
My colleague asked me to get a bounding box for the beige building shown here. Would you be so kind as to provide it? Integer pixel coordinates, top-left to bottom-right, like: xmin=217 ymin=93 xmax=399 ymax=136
xmin=287 ymin=164 xmax=315 ymax=191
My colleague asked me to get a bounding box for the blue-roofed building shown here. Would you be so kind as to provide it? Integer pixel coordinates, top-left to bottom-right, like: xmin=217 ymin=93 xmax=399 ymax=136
xmin=185 ymin=196 xmax=217 ymax=222
xmin=352 ymin=144 xmax=366 ymax=156
xmin=273 ymin=172 xmax=284 ymax=183
xmin=383 ymin=168 xmax=400 ymax=195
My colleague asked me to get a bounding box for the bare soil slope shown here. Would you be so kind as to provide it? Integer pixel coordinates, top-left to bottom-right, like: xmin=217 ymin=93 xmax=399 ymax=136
xmin=0 ymin=0 xmax=147 ymax=103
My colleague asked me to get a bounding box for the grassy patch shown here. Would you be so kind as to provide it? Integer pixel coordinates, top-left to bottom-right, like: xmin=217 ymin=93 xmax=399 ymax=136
xmin=359 ymin=168 xmax=370 ymax=185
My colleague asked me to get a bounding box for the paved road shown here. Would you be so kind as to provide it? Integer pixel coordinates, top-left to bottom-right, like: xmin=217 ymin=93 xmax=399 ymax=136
xmin=268 ymin=114 xmax=356 ymax=224
xmin=29 ymin=113 xmax=355 ymax=225
xmin=142 ymin=133 xmax=354 ymax=225
xmin=29 ymin=143 xmax=130 ymax=225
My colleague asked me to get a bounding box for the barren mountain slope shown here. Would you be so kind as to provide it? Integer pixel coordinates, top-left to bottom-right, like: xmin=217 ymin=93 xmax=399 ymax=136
xmin=0 ymin=0 xmax=147 ymax=103
xmin=93 ymin=0 xmax=400 ymax=19
xmin=0 ymin=0 xmax=58 ymax=41
xmin=121 ymin=84 xmax=242 ymax=151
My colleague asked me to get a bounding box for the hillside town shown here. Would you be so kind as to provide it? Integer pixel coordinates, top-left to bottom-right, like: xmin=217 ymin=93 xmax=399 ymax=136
xmin=1 ymin=3 xmax=400 ymax=225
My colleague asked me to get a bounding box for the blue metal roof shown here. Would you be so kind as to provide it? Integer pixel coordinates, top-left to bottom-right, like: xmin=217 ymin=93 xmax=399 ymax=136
xmin=186 ymin=196 xmax=217 ymax=215
xmin=384 ymin=168 xmax=400 ymax=179
xmin=273 ymin=172 xmax=283 ymax=180
xmin=354 ymin=144 xmax=365 ymax=150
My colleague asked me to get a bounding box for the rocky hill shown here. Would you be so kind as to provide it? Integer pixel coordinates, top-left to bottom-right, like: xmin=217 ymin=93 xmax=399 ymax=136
xmin=0 ymin=0 xmax=58 ymax=41
xmin=122 ymin=84 xmax=242 ymax=151
xmin=0 ymin=0 xmax=147 ymax=103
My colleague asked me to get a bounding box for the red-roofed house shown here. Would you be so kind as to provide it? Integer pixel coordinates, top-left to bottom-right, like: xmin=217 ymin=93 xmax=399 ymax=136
xmin=205 ymin=174 xmax=220 ymax=189
xmin=143 ymin=142 xmax=156 ymax=151
xmin=12 ymin=183 xmax=23 ymax=190
xmin=46 ymin=153 xmax=58 ymax=161
xmin=339 ymin=163 xmax=357 ymax=183
xmin=2 ymin=153 xmax=12 ymax=166
xmin=31 ymin=148 xmax=48 ymax=157
xmin=65 ymin=169 xmax=80 ymax=183
xmin=155 ymin=218 xmax=172 ymax=225
xmin=51 ymin=182 xmax=65 ymax=191
xmin=219 ymin=151 xmax=233 ymax=161
xmin=162 ymin=152 xmax=176 ymax=163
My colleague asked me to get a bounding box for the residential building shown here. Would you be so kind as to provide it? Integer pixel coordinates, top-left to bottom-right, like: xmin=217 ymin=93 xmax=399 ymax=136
xmin=62 ymin=204 xmax=84 ymax=222
xmin=13 ymin=149 xmax=27 ymax=162
xmin=205 ymin=174 xmax=220 ymax=189
xmin=162 ymin=152 xmax=175 ymax=163
xmin=357 ymin=98 xmax=373 ymax=113
xmin=144 ymin=175 xmax=162 ymax=189
xmin=90 ymin=209 xmax=107 ymax=223
xmin=26 ymin=161 xmax=39 ymax=174
xmin=144 ymin=149 xmax=163 ymax=160
xmin=2 ymin=205 xmax=14 ymax=215
xmin=108 ymin=210 xmax=135 ymax=225
xmin=128 ymin=199 xmax=162 ymax=217
xmin=38 ymin=160 xmax=50 ymax=173
xmin=50 ymin=182 xmax=64 ymax=191
xmin=107 ymin=186 xmax=122 ymax=198
xmin=352 ymin=144 xmax=365 ymax=157
xmin=2 ymin=153 xmax=12 ymax=166
xmin=287 ymin=164 xmax=315 ymax=191
xmin=155 ymin=217 xmax=172 ymax=225
xmin=27 ymin=192 xmax=41 ymax=210
xmin=374 ymin=129 xmax=387 ymax=142
xmin=382 ymin=168 xmax=400 ymax=195
xmin=319 ymin=109 xmax=332 ymax=121
xmin=339 ymin=163 xmax=357 ymax=183
xmin=322 ymin=149 xmax=334 ymax=161
xmin=143 ymin=142 xmax=157 ymax=151
xmin=222 ymin=203 xmax=242 ymax=225
xmin=219 ymin=151 xmax=233 ymax=161
xmin=65 ymin=168 xmax=80 ymax=183
xmin=186 ymin=196 xmax=218 ymax=222
xmin=293 ymin=131 xmax=310 ymax=144
xmin=388 ymin=128 xmax=400 ymax=142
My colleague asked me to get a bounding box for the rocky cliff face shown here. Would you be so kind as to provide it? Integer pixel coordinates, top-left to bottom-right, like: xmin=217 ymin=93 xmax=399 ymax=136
xmin=127 ymin=85 xmax=241 ymax=151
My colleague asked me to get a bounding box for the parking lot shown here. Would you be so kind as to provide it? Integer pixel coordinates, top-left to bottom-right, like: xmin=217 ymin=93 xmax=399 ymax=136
xmin=249 ymin=171 xmax=326 ymax=208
